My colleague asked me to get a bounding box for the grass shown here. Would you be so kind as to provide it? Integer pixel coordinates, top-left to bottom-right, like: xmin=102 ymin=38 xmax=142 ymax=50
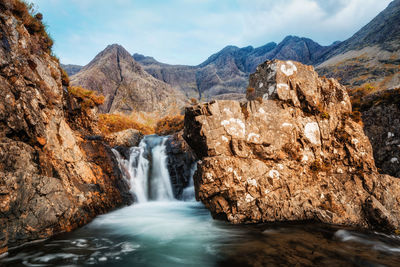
xmin=98 ymin=113 xmax=154 ymax=135
xmin=11 ymin=0 xmax=54 ymax=53
xmin=68 ymin=86 xmax=105 ymax=109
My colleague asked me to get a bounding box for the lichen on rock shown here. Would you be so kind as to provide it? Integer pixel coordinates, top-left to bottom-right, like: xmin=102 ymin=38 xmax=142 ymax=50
xmin=184 ymin=59 xmax=400 ymax=232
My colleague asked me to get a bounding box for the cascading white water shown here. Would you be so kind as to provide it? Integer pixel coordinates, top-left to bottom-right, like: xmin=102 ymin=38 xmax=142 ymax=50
xmin=113 ymin=135 xmax=175 ymax=202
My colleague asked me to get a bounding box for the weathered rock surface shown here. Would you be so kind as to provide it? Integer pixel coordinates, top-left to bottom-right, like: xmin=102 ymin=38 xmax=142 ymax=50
xmin=0 ymin=1 xmax=132 ymax=253
xmin=166 ymin=132 xmax=196 ymax=199
xmin=105 ymin=129 xmax=143 ymax=148
xmin=71 ymin=44 xmax=186 ymax=114
xmin=359 ymin=88 xmax=400 ymax=178
xmin=184 ymin=59 xmax=400 ymax=231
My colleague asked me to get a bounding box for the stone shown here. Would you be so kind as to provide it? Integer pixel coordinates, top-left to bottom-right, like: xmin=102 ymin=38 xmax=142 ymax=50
xmin=105 ymin=129 xmax=143 ymax=148
xmin=0 ymin=2 xmax=132 ymax=253
xmin=184 ymin=59 xmax=400 ymax=232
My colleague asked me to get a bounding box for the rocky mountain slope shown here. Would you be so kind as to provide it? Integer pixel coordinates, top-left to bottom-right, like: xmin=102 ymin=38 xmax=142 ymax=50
xmin=0 ymin=1 xmax=132 ymax=253
xmin=71 ymin=44 xmax=186 ymax=114
xmin=134 ymin=36 xmax=338 ymax=100
xmin=184 ymin=60 xmax=400 ymax=231
xmin=316 ymin=0 xmax=400 ymax=90
xmin=61 ymin=63 xmax=82 ymax=76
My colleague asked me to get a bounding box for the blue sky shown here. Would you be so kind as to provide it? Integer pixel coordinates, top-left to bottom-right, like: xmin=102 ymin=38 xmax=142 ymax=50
xmin=30 ymin=0 xmax=392 ymax=66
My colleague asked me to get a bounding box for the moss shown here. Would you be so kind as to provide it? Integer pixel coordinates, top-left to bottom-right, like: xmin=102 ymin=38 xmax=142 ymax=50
xmin=320 ymin=112 xmax=330 ymax=120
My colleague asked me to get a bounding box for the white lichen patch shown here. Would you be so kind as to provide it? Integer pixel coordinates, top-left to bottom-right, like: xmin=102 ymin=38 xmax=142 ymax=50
xmin=268 ymin=85 xmax=276 ymax=95
xmin=233 ymin=170 xmax=242 ymax=181
xmin=281 ymin=61 xmax=297 ymax=76
xmin=264 ymin=189 xmax=270 ymax=195
xmin=352 ymin=139 xmax=359 ymax=145
xmin=247 ymin=132 xmax=260 ymax=142
xmin=388 ymin=132 xmax=394 ymax=138
xmin=221 ymin=136 xmax=229 ymax=142
xmin=304 ymin=122 xmax=321 ymax=145
xmin=221 ymin=118 xmax=246 ymax=138
xmin=245 ymin=193 xmax=255 ymax=203
xmin=247 ymin=178 xmax=258 ymax=187
xmin=281 ymin=122 xmax=292 ymax=127
xmin=277 ymin=164 xmax=284 ymax=170
xmin=258 ymin=108 xmax=266 ymax=114
xmin=277 ymin=83 xmax=289 ymax=90
xmin=227 ymin=167 xmax=233 ymax=172
xmin=301 ymin=155 xmax=309 ymax=162
xmin=205 ymin=172 xmax=214 ymax=182
xmin=263 ymin=93 xmax=269 ymax=100
xmin=223 ymin=108 xmax=232 ymax=115
xmin=337 ymin=168 xmax=344 ymax=174
xmin=259 ymin=82 xmax=264 ymax=88
xmin=269 ymin=170 xmax=280 ymax=179
xmin=390 ymin=157 xmax=399 ymax=163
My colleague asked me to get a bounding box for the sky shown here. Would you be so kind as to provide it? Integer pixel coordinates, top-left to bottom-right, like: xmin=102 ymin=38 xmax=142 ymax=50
xmin=29 ymin=0 xmax=392 ymax=66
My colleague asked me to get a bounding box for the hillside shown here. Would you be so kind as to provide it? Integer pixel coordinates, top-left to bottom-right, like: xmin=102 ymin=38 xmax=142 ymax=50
xmin=71 ymin=44 xmax=186 ymax=114
xmin=316 ymin=0 xmax=400 ymax=90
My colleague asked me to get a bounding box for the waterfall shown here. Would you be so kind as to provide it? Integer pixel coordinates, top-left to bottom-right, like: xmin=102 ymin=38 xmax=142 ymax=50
xmin=113 ymin=135 xmax=175 ymax=202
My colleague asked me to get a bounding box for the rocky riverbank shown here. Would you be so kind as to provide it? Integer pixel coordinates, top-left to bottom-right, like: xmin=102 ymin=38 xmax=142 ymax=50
xmin=184 ymin=60 xmax=400 ymax=232
xmin=0 ymin=1 xmax=132 ymax=254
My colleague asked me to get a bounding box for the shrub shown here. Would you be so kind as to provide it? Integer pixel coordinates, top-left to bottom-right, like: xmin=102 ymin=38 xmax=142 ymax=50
xmin=68 ymin=86 xmax=104 ymax=109
xmin=99 ymin=114 xmax=154 ymax=135
xmin=155 ymin=115 xmax=184 ymax=136
xmin=12 ymin=0 xmax=54 ymax=53
xmin=61 ymin=68 xmax=70 ymax=86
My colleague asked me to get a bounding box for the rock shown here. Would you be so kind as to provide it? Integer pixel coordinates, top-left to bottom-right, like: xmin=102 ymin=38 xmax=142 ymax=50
xmin=0 ymin=1 xmax=132 ymax=253
xmin=105 ymin=129 xmax=143 ymax=148
xmin=359 ymin=88 xmax=400 ymax=178
xmin=165 ymin=132 xmax=196 ymax=199
xmin=184 ymin=59 xmax=400 ymax=232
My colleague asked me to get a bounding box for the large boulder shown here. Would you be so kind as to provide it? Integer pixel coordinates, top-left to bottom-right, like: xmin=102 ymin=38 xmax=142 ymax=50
xmin=0 ymin=1 xmax=132 ymax=253
xmin=184 ymin=60 xmax=400 ymax=232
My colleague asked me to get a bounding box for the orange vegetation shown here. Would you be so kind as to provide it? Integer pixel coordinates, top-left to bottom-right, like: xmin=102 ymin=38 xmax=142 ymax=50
xmin=155 ymin=115 xmax=184 ymax=136
xmin=98 ymin=114 xmax=154 ymax=135
xmin=68 ymin=86 xmax=105 ymax=109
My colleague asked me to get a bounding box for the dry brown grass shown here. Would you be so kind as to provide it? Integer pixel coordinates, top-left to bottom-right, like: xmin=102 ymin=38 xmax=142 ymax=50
xmin=98 ymin=113 xmax=154 ymax=135
xmin=155 ymin=115 xmax=184 ymax=136
xmin=11 ymin=0 xmax=53 ymax=53
xmin=68 ymin=86 xmax=104 ymax=109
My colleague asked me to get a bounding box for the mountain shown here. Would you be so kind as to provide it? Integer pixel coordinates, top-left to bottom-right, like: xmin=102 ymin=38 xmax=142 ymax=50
xmin=316 ymin=0 xmax=400 ymax=90
xmin=134 ymin=36 xmax=338 ymax=100
xmin=71 ymin=44 xmax=186 ymax=114
xmin=61 ymin=64 xmax=82 ymax=76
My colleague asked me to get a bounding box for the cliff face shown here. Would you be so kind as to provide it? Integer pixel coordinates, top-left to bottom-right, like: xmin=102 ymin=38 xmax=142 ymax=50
xmin=71 ymin=44 xmax=186 ymax=114
xmin=0 ymin=1 xmax=132 ymax=253
xmin=184 ymin=60 xmax=400 ymax=231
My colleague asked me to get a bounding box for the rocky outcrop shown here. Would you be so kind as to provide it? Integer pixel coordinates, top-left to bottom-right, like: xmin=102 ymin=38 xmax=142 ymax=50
xmin=105 ymin=129 xmax=143 ymax=148
xmin=184 ymin=59 xmax=400 ymax=232
xmin=359 ymin=88 xmax=400 ymax=178
xmin=71 ymin=44 xmax=186 ymax=114
xmin=166 ymin=132 xmax=196 ymax=199
xmin=0 ymin=1 xmax=132 ymax=254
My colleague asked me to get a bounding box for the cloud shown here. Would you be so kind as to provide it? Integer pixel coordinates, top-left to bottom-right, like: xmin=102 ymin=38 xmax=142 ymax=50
xmin=30 ymin=0 xmax=392 ymax=65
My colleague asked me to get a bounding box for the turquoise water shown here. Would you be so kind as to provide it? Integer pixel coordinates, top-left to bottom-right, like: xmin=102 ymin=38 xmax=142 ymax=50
xmin=2 ymin=200 xmax=400 ymax=267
